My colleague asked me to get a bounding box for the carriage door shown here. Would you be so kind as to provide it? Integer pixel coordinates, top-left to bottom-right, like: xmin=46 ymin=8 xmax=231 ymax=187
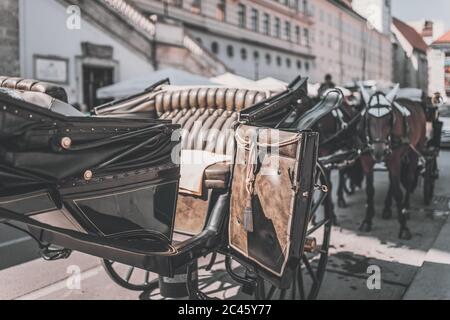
xmin=229 ymin=125 xmax=319 ymax=280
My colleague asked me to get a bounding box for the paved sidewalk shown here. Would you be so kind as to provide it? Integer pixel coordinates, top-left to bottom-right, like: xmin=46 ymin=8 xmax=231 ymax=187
xmin=403 ymin=211 xmax=450 ymax=299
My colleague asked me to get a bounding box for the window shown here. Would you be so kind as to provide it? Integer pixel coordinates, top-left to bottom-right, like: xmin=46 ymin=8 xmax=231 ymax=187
xmin=227 ymin=45 xmax=234 ymax=58
xmin=265 ymin=53 xmax=271 ymax=65
xmin=295 ymin=25 xmax=301 ymax=44
xmin=253 ymin=51 xmax=260 ymax=60
xmin=174 ymin=0 xmax=183 ymax=7
xmin=274 ymin=17 xmax=281 ymax=38
xmin=276 ymin=56 xmax=282 ymax=66
xmin=241 ymin=48 xmax=247 ymax=60
xmin=191 ymin=0 xmax=201 ymax=14
xmin=297 ymin=60 xmax=302 ymax=70
xmin=196 ymin=37 xmax=202 ymax=45
xmin=216 ymin=0 xmax=226 ymax=21
xmin=238 ymin=4 xmax=246 ymax=28
xmin=286 ymin=58 xmax=291 ymax=68
xmin=263 ymin=13 xmax=270 ymax=35
xmin=305 ymin=61 xmax=310 ymax=71
xmin=251 ymin=8 xmax=259 ymax=32
xmin=294 ymin=0 xmax=300 ymax=12
xmin=211 ymin=42 xmax=219 ymax=54
xmin=285 ymin=21 xmax=291 ymax=41
xmin=304 ymin=28 xmax=309 ymax=46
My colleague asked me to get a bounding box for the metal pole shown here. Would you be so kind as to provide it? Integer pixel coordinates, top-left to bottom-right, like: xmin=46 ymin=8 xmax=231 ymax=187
xmin=151 ymin=33 xmax=158 ymax=70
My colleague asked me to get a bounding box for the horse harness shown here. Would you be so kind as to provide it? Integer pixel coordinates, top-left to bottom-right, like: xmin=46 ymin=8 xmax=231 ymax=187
xmin=364 ymin=93 xmax=411 ymax=150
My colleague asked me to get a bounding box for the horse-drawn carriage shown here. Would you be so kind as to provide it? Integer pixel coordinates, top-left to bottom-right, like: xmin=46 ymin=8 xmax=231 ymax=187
xmin=0 ymin=75 xmax=355 ymax=300
xmin=396 ymin=88 xmax=442 ymax=206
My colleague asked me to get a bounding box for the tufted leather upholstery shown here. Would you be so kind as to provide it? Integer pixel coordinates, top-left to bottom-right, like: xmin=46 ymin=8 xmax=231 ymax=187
xmin=151 ymin=87 xmax=269 ymax=234
xmin=0 ymin=76 xmax=68 ymax=103
xmin=156 ymin=88 xmax=268 ymax=157
xmin=153 ymin=87 xmax=268 ymax=190
xmin=155 ymin=87 xmax=268 ymax=189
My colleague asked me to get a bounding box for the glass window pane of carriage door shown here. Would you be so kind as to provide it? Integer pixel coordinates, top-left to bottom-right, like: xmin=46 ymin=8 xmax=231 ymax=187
xmin=73 ymin=182 xmax=178 ymax=239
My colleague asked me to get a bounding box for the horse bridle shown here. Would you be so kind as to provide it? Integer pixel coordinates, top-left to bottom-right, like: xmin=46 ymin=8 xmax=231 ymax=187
xmin=364 ymin=92 xmax=396 ymax=156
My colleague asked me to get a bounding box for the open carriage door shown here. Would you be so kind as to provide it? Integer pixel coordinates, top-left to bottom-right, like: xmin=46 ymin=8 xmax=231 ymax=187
xmin=229 ymin=77 xmax=320 ymax=284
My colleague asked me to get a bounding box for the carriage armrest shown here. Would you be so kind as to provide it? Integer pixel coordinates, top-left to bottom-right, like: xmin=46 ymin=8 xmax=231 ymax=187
xmin=204 ymin=162 xmax=231 ymax=190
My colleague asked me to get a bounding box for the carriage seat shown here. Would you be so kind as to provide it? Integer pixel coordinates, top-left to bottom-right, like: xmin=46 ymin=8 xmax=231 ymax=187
xmin=0 ymin=76 xmax=68 ymax=103
xmin=95 ymin=86 xmax=270 ymax=234
xmin=153 ymin=87 xmax=269 ymax=192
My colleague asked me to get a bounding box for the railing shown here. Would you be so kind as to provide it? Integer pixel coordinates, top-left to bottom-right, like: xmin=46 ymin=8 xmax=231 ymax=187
xmin=183 ymin=32 xmax=229 ymax=75
xmin=102 ymin=0 xmax=228 ymax=75
xmin=102 ymin=0 xmax=156 ymax=37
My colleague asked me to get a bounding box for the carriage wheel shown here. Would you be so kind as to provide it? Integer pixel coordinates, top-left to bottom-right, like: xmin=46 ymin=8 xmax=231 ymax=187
xmin=102 ymin=259 xmax=158 ymax=291
xmin=423 ymin=158 xmax=436 ymax=206
xmin=255 ymin=164 xmax=332 ymax=300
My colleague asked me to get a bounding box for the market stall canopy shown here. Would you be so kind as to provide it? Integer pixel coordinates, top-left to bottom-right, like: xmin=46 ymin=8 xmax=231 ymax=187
xmin=97 ymin=68 xmax=216 ymax=99
xmin=397 ymin=88 xmax=424 ymax=102
xmin=210 ymin=72 xmax=257 ymax=88
xmin=307 ymin=82 xmax=321 ymax=97
xmin=255 ymin=77 xmax=288 ymax=91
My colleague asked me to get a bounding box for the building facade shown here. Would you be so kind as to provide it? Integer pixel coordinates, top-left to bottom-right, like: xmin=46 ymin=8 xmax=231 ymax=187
xmin=352 ymin=0 xmax=391 ymax=35
xmin=392 ymin=17 xmax=429 ymax=93
xmin=414 ymin=21 xmax=445 ymax=96
xmin=0 ymin=0 xmax=20 ymax=77
xmin=408 ymin=19 xmax=446 ymax=46
xmin=431 ymin=31 xmax=450 ymax=98
xmin=310 ymin=0 xmax=392 ymax=84
xmin=10 ymin=0 xmax=226 ymax=108
xmin=18 ymin=0 xmax=157 ymax=106
xmin=130 ymin=0 xmax=316 ymax=82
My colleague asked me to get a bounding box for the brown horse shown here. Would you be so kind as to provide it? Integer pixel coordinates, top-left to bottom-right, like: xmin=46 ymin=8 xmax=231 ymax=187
xmin=358 ymin=86 xmax=427 ymax=239
xmin=312 ymin=91 xmax=365 ymax=223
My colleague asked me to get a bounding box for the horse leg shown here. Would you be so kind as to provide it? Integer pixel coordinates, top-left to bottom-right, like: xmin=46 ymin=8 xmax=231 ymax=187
xmin=326 ymin=170 xmax=339 ymax=226
xmin=360 ymin=170 xmax=375 ymax=232
xmin=389 ymin=157 xmax=412 ymax=240
xmin=337 ymin=170 xmax=347 ymax=208
xmin=403 ymin=152 xmax=419 ymax=211
xmin=382 ymin=177 xmax=393 ymax=219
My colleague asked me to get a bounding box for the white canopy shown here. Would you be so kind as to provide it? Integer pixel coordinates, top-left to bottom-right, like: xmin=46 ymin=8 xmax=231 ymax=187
xmin=307 ymin=83 xmax=321 ymax=97
xmin=255 ymin=77 xmax=288 ymax=91
xmin=397 ymin=88 xmax=424 ymax=102
xmin=97 ymin=68 xmax=215 ymax=99
xmin=210 ymin=72 xmax=257 ymax=88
